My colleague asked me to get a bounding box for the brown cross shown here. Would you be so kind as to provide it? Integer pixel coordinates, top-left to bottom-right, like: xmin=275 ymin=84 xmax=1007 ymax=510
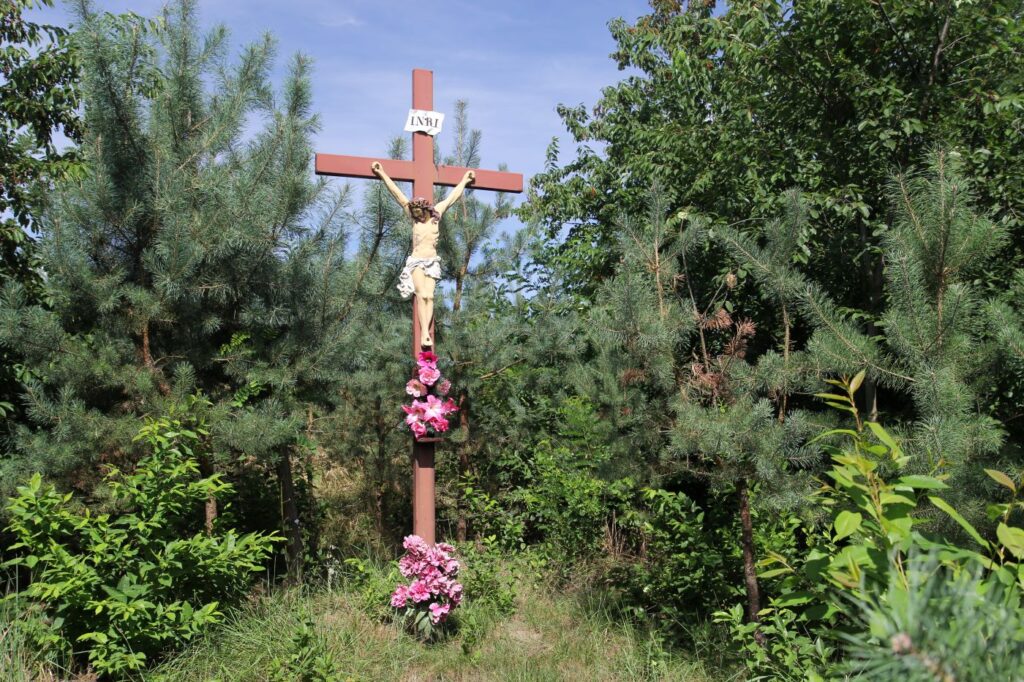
xmin=315 ymin=68 xmax=523 ymax=544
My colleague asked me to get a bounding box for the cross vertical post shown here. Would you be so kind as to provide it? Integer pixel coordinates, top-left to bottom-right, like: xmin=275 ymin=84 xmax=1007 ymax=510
xmin=314 ymin=69 xmax=523 ymax=546
xmin=410 ymin=68 xmax=436 ymax=545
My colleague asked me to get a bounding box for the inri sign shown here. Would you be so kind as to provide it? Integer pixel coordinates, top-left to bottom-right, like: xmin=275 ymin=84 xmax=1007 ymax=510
xmin=405 ymin=109 xmax=444 ymax=136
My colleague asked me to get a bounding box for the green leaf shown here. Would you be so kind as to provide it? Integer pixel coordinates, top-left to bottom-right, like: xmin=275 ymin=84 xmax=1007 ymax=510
xmin=833 ymin=510 xmax=862 ymax=541
xmin=772 ymin=591 xmax=814 ymax=608
xmin=849 ymin=369 xmax=866 ymax=395
xmin=997 ymin=523 xmax=1024 ymax=559
xmin=985 ymin=469 xmax=1017 ymax=493
xmin=929 ymin=496 xmax=989 ymax=550
xmin=757 ymin=567 xmax=792 ymax=579
xmin=896 ymin=475 xmax=947 ymax=490
xmin=866 ymin=421 xmax=902 ymax=458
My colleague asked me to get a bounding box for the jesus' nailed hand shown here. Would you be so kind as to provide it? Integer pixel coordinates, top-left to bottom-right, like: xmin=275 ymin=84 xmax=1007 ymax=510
xmin=370 ymin=161 xmax=475 ymax=348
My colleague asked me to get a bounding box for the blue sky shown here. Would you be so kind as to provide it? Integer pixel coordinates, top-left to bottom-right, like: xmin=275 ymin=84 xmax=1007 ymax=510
xmin=33 ymin=0 xmax=654 ymax=211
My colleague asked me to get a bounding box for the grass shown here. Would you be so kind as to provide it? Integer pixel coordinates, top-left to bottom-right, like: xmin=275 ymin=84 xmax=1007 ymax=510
xmin=2 ymin=553 xmax=731 ymax=681
xmin=148 ymin=579 xmax=720 ymax=681
xmin=1 ymin=597 xmax=70 ymax=682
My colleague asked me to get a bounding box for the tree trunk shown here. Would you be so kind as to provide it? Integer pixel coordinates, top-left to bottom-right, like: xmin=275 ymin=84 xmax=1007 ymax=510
xmin=197 ymin=454 xmax=218 ymax=535
xmin=452 ymin=269 xmax=471 ymax=543
xmin=374 ymin=400 xmax=386 ymax=537
xmin=277 ymin=449 xmax=303 ymax=584
xmin=737 ymin=478 xmax=764 ymax=642
xmin=455 ymin=389 xmax=470 ymax=542
xmin=860 ymin=222 xmax=884 ymax=422
xmin=304 ymin=408 xmax=320 ymax=562
xmin=139 ymin=320 xmax=171 ymax=396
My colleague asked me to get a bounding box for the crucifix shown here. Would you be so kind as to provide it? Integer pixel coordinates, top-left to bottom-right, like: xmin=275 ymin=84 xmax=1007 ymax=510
xmin=315 ymin=68 xmax=523 ymax=545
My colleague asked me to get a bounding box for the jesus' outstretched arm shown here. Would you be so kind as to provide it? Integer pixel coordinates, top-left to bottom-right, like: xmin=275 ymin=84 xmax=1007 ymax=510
xmin=435 ymin=170 xmax=475 ymax=215
xmin=371 ymin=161 xmax=409 ymax=209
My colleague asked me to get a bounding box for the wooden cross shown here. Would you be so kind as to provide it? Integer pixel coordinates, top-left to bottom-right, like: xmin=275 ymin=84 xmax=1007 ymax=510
xmin=315 ymin=68 xmax=523 ymax=545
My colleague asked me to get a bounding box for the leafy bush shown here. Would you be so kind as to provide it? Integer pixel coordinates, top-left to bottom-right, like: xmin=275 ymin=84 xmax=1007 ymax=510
xmin=608 ymin=487 xmax=741 ymax=630
xmin=720 ymin=374 xmax=1024 ymax=679
xmin=268 ymin=619 xmax=343 ymax=682
xmin=2 ymin=413 xmax=277 ymax=677
xmin=716 ymin=602 xmax=834 ymax=682
xmin=344 ymin=557 xmax=403 ymax=624
xmin=457 ymin=535 xmax=517 ymax=617
xmin=522 ymin=441 xmax=612 ymax=559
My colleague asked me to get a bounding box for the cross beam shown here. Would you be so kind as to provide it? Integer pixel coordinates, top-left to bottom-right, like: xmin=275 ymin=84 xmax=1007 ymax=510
xmin=314 ymin=69 xmax=522 ymax=545
xmin=314 ymin=70 xmax=523 ymax=198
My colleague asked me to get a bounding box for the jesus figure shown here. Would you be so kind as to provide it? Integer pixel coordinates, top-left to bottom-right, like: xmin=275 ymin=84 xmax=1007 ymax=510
xmin=371 ymin=161 xmax=475 ymax=347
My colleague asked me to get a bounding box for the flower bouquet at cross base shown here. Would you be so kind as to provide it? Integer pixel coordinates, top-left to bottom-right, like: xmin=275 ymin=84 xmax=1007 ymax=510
xmin=390 ymin=535 xmax=463 ymax=639
xmin=403 ymin=351 xmax=458 ymax=440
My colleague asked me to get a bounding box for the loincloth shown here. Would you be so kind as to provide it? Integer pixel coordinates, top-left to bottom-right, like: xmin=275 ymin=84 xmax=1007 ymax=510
xmin=397 ymin=256 xmax=441 ymax=299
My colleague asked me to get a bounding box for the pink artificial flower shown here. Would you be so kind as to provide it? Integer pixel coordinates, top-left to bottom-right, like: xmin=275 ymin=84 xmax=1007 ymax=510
xmin=437 ymin=379 xmax=451 ymax=396
xmin=410 ymin=420 xmax=427 ymax=439
xmin=428 ymin=602 xmax=451 ymax=624
xmin=418 ymin=365 xmax=441 ymax=385
xmin=408 ymin=579 xmax=432 ymax=603
xmin=390 ymin=585 xmax=409 ymax=608
xmin=420 ymin=395 xmax=447 ymax=422
xmin=403 ymin=535 xmax=429 ymax=554
xmin=399 ymin=554 xmax=428 ymax=578
xmin=425 ymin=547 xmax=446 ymax=568
xmin=442 ymin=398 xmax=459 ymax=415
xmin=430 ymin=417 xmax=450 ymax=433
xmin=405 ymin=379 xmax=426 ymax=397
xmin=418 ymin=351 xmax=439 ymax=365
xmin=402 ymin=403 xmax=424 ymax=417
xmin=436 ymin=542 xmax=455 ymax=554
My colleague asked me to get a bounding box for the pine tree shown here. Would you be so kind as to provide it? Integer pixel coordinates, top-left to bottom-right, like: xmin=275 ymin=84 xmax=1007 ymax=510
xmin=716 ymin=151 xmax=1012 ymax=525
xmin=432 ymin=101 xmax=519 ymax=541
xmin=0 ymin=0 xmax=377 ymax=582
xmin=547 ymin=188 xmax=821 ymax=625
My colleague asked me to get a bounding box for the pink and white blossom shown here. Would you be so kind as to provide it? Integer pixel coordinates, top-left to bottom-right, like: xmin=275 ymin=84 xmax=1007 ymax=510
xmin=391 ymin=534 xmax=463 ymax=628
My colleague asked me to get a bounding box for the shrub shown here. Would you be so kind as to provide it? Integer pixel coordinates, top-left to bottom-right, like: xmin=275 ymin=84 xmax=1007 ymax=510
xmin=609 ymin=487 xmax=744 ymax=630
xmin=457 ymin=535 xmax=517 ymax=617
xmin=2 ymin=413 xmax=278 ymax=677
xmin=720 ymin=374 xmax=1024 ymax=679
xmin=267 ymin=619 xmax=342 ymax=682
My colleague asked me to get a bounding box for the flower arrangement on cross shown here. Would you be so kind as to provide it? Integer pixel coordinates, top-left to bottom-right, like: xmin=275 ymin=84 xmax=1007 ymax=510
xmin=403 ymin=351 xmax=458 ymax=440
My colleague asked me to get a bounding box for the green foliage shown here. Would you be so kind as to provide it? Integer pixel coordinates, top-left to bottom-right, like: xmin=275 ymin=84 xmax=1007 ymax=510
xmin=0 ymin=0 xmax=82 ymax=460
xmin=528 ymin=0 xmax=1024 ymax=297
xmin=2 ymin=413 xmax=277 ymax=677
xmin=267 ymin=620 xmax=343 ymax=682
xmin=725 ymin=380 xmax=1024 ymax=679
xmin=457 ymin=536 xmax=517 ymax=617
xmin=522 ymin=441 xmax=613 ymax=560
xmin=608 ymin=487 xmax=740 ymax=629
xmin=0 ymin=0 xmax=81 ymax=280
xmin=716 ymin=153 xmax=1019 ymax=527
xmin=346 ymin=557 xmax=403 ymax=625
xmin=716 ymin=603 xmax=834 ymax=682
xmin=841 ymin=563 xmax=1024 ymax=680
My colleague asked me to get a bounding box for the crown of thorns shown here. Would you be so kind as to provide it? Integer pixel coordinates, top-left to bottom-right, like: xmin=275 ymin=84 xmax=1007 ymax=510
xmin=408 ymin=197 xmax=440 ymax=223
